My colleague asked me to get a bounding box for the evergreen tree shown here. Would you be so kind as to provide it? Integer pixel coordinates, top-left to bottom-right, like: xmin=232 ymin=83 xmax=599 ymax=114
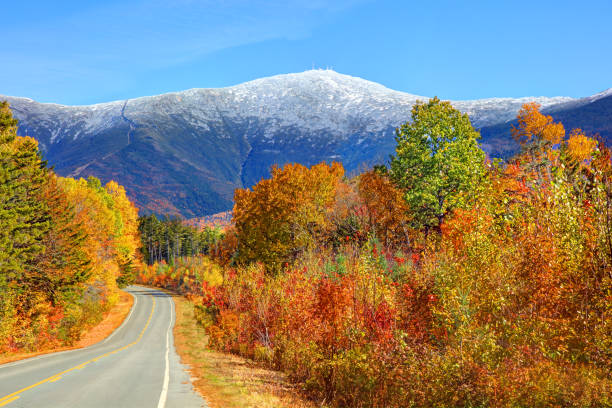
xmin=0 ymin=101 xmax=17 ymax=143
xmin=138 ymin=214 xmax=222 ymax=265
xmin=0 ymin=102 xmax=50 ymax=285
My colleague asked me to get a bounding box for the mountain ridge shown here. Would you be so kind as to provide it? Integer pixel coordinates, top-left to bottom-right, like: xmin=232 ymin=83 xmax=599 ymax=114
xmin=5 ymin=69 xmax=581 ymax=108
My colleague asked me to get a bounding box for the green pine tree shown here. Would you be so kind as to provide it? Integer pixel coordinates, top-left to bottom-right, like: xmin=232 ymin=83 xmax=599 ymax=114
xmin=0 ymin=101 xmax=50 ymax=286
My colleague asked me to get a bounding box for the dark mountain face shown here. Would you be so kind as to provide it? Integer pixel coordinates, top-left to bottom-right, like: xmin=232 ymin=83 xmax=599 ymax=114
xmin=2 ymin=70 xmax=607 ymax=217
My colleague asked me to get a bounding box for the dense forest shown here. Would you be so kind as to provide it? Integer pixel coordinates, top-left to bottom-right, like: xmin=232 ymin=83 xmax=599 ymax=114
xmin=138 ymin=215 xmax=222 ymax=265
xmin=0 ymin=102 xmax=141 ymax=353
xmin=139 ymin=99 xmax=612 ymax=407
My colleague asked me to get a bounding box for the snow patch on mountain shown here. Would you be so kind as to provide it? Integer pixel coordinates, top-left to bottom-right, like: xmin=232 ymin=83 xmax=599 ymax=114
xmin=585 ymin=87 xmax=612 ymax=103
xmin=0 ymin=69 xmax=583 ymax=145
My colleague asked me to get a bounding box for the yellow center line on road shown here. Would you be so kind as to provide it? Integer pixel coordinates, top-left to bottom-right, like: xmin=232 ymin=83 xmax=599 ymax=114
xmin=0 ymin=396 xmax=19 ymax=407
xmin=0 ymin=297 xmax=156 ymax=406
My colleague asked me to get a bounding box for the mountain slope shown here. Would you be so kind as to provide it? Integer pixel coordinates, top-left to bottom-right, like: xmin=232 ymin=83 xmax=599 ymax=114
xmin=1 ymin=70 xmax=590 ymax=217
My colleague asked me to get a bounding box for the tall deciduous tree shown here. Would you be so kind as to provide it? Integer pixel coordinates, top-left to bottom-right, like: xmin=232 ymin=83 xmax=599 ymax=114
xmin=390 ymin=97 xmax=486 ymax=231
xmin=358 ymin=170 xmax=412 ymax=249
xmin=105 ymin=180 xmax=141 ymax=286
xmin=35 ymin=174 xmax=91 ymax=304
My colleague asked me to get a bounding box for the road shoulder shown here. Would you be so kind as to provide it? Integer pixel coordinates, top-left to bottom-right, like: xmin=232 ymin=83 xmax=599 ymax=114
xmin=170 ymin=292 xmax=317 ymax=408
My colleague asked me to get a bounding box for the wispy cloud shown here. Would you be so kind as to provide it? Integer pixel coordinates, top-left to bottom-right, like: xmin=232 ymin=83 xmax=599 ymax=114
xmin=6 ymin=0 xmax=367 ymax=69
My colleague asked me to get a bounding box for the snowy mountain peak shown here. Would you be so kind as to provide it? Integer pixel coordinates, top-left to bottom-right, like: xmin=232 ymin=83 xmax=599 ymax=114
xmin=101 ymin=70 xmax=577 ymax=133
xmin=229 ymin=69 xmax=425 ymax=100
xmin=0 ymin=70 xmax=586 ymax=145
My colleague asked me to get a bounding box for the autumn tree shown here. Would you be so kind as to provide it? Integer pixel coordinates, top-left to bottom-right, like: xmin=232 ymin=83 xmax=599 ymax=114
xmin=565 ymin=128 xmax=598 ymax=166
xmin=57 ymin=176 xmax=141 ymax=300
xmin=358 ymin=170 xmax=412 ymax=249
xmin=511 ymin=102 xmax=566 ymax=183
xmin=511 ymin=103 xmax=600 ymax=190
xmin=390 ymin=97 xmax=487 ymax=231
xmin=210 ymin=226 xmax=238 ymax=267
xmin=233 ymin=162 xmax=344 ymax=271
xmin=34 ymin=174 xmax=91 ymax=304
xmin=105 ymin=180 xmax=141 ymax=286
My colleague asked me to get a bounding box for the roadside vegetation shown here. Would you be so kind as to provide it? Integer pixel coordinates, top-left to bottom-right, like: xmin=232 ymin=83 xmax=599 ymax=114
xmin=170 ymin=287 xmax=316 ymax=408
xmin=140 ymin=99 xmax=612 ymax=407
xmin=0 ymin=290 xmax=134 ymax=365
xmin=0 ymin=102 xmax=141 ymax=355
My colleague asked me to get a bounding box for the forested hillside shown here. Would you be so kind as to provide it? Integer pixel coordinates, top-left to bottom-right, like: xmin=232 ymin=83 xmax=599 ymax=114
xmin=140 ymin=100 xmax=612 ymax=407
xmin=0 ymin=102 xmax=141 ymax=354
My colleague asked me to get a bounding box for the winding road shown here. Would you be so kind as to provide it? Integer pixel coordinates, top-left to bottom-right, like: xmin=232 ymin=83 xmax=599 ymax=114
xmin=0 ymin=286 xmax=206 ymax=408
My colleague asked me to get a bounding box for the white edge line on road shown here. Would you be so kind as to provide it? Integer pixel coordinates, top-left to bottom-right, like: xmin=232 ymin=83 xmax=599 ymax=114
xmin=102 ymin=292 xmax=137 ymax=344
xmin=157 ymin=294 xmax=174 ymax=408
xmin=0 ymin=289 xmax=138 ymax=370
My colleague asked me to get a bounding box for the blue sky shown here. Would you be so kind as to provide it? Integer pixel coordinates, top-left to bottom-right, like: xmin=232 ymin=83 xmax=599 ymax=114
xmin=2 ymin=0 xmax=611 ymax=105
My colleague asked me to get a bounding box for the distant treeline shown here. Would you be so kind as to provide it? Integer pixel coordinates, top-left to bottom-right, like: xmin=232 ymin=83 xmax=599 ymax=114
xmin=138 ymin=215 xmax=223 ymax=265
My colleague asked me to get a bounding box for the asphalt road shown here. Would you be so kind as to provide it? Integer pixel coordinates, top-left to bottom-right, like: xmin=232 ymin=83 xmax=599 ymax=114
xmin=0 ymin=286 xmax=206 ymax=408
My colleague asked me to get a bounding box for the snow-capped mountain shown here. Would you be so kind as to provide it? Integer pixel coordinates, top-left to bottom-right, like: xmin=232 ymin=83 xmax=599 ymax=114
xmin=1 ymin=70 xmax=608 ymax=217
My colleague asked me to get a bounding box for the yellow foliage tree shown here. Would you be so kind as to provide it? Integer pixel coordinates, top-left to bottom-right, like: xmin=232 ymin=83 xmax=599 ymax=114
xmin=512 ymin=103 xmax=601 ymax=187
xmin=512 ymin=102 xmax=565 ymax=146
xmin=511 ymin=102 xmax=566 ymax=183
xmin=105 ymin=180 xmax=142 ymax=284
xmin=566 ymin=128 xmax=598 ymax=165
xmin=56 ymin=176 xmax=141 ymax=303
xmin=234 ymin=162 xmax=344 ymax=271
xmin=59 ymin=177 xmax=117 ymax=300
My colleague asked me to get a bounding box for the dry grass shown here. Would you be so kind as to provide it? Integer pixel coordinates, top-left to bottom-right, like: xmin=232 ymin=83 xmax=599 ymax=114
xmin=171 ymin=292 xmax=319 ymax=408
xmin=0 ymin=290 xmax=134 ymax=365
